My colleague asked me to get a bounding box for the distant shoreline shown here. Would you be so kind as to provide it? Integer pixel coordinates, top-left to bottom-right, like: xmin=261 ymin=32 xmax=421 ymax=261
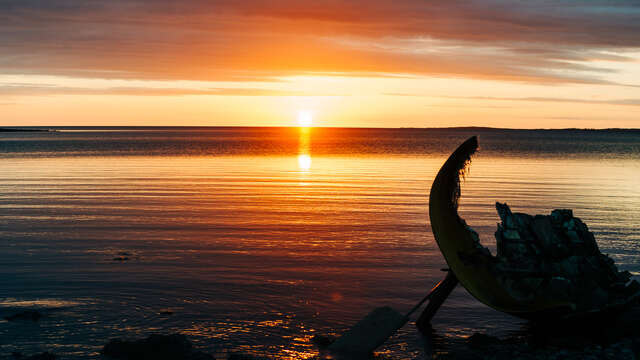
xmin=0 ymin=128 xmax=53 ymax=132
xmin=1 ymin=126 xmax=639 ymax=132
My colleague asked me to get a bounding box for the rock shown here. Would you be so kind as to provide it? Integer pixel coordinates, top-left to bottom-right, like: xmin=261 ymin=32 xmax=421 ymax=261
xmin=101 ymin=333 xmax=213 ymax=360
xmin=617 ymin=270 xmax=632 ymax=284
xmin=227 ymin=353 xmax=272 ymax=360
xmin=503 ymin=229 xmax=521 ymax=241
xmin=548 ymin=277 xmax=571 ymax=299
xmin=467 ymin=333 xmax=502 ymax=348
xmin=556 ymin=256 xmax=581 ymax=278
xmin=624 ymin=278 xmax=640 ymax=296
xmin=551 ymin=209 xmax=573 ymax=226
xmin=311 ymin=334 xmax=336 ymax=347
xmin=589 ymin=287 xmax=609 ymax=308
xmin=20 ymin=353 xmax=56 ymax=360
xmin=493 ymin=203 xmax=639 ymax=314
xmin=27 ymin=353 xmax=56 ymax=360
xmin=566 ymin=230 xmax=581 ymax=243
xmin=4 ymin=310 xmax=42 ymax=322
xmin=531 ymin=216 xmax=558 ymax=255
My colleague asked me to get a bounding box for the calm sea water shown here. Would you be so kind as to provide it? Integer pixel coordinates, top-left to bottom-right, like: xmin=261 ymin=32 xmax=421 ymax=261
xmin=1 ymin=127 xmax=639 ymax=359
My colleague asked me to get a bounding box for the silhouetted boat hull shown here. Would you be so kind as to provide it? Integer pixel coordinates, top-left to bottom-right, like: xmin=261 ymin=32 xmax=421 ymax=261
xmin=429 ymin=136 xmax=640 ymax=320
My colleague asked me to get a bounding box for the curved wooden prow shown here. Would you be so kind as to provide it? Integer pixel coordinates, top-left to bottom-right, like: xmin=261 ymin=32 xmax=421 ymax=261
xmin=429 ymin=136 xmax=575 ymax=317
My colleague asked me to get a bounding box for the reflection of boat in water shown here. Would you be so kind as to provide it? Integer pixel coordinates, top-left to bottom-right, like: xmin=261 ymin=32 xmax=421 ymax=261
xmin=429 ymin=136 xmax=640 ymax=320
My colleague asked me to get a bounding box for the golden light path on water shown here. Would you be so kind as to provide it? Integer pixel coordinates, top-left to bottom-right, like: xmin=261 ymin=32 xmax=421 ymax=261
xmin=297 ymin=127 xmax=312 ymax=172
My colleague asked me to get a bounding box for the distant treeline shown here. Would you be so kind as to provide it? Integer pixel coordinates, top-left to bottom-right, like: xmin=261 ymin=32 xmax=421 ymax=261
xmin=0 ymin=128 xmax=52 ymax=132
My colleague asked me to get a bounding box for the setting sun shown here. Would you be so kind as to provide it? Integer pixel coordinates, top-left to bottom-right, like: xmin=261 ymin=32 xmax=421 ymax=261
xmin=297 ymin=111 xmax=313 ymax=127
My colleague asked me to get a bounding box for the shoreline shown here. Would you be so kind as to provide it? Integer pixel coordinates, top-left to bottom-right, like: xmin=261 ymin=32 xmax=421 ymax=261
xmin=0 ymin=128 xmax=53 ymax=132
xmin=5 ymin=324 xmax=640 ymax=359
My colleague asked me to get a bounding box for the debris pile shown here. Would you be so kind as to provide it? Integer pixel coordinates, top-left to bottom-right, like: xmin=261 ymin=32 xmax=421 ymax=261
xmin=493 ymin=202 xmax=639 ymax=312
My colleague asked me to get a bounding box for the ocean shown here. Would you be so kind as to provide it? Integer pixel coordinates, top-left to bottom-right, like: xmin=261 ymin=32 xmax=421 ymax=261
xmin=1 ymin=127 xmax=639 ymax=359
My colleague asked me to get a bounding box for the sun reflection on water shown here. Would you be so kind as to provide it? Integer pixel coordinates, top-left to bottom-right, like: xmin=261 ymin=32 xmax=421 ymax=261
xmin=297 ymin=127 xmax=312 ymax=172
xmin=297 ymin=154 xmax=311 ymax=171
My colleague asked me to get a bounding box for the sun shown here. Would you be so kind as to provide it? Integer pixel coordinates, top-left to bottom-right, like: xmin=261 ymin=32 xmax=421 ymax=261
xmin=297 ymin=111 xmax=313 ymax=127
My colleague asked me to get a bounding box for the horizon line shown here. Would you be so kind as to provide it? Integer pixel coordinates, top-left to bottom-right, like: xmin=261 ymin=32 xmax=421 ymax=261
xmin=2 ymin=125 xmax=640 ymax=131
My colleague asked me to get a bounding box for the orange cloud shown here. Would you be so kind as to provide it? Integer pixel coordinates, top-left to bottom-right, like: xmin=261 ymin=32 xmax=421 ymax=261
xmin=1 ymin=1 xmax=639 ymax=84
xmin=0 ymin=85 xmax=347 ymax=97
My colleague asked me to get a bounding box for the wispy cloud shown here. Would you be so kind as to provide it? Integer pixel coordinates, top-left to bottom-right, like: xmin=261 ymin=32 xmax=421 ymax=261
xmin=1 ymin=1 xmax=639 ymax=83
xmin=452 ymin=96 xmax=640 ymax=107
xmin=0 ymin=84 xmax=346 ymax=97
xmin=384 ymin=93 xmax=640 ymax=107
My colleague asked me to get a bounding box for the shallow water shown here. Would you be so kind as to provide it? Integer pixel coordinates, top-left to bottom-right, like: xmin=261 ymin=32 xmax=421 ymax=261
xmin=0 ymin=127 xmax=639 ymax=359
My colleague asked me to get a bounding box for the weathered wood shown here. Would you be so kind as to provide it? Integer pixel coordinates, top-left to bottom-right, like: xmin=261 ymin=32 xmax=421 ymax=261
xmin=329 ymin=274 xmax=451 ymax=355
xmin=416 ymin=271 xmax=458 ymax=332
xmin=328 ymin=306 xmax=408 ymax=355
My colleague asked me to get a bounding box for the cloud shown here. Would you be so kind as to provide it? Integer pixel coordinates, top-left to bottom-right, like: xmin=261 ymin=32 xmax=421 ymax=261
xmin=453 ymin=96 xmax=640 ymax=107
xmin=1 ymin=1 xmax=639 ymax=83
xmin=385 ymin=93 xmax=640 ymax=107
xmin=0 ymin=84 xmax=346 ymax=97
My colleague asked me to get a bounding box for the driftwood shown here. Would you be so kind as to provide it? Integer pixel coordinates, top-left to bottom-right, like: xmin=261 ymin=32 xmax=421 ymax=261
xmin=416 ymin=271 xmax=458 ymax=331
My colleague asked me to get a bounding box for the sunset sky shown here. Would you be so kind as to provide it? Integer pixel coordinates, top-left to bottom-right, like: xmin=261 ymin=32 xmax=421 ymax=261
xmin=1 ymin=1 xmax=640 ymax=128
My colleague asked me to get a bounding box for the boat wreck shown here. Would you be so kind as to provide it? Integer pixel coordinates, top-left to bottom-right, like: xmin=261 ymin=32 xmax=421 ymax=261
xmin=428 ymin=136 xmax=640 ymax=320
xmin=328 ymin=136 xmax=640 ymax=357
